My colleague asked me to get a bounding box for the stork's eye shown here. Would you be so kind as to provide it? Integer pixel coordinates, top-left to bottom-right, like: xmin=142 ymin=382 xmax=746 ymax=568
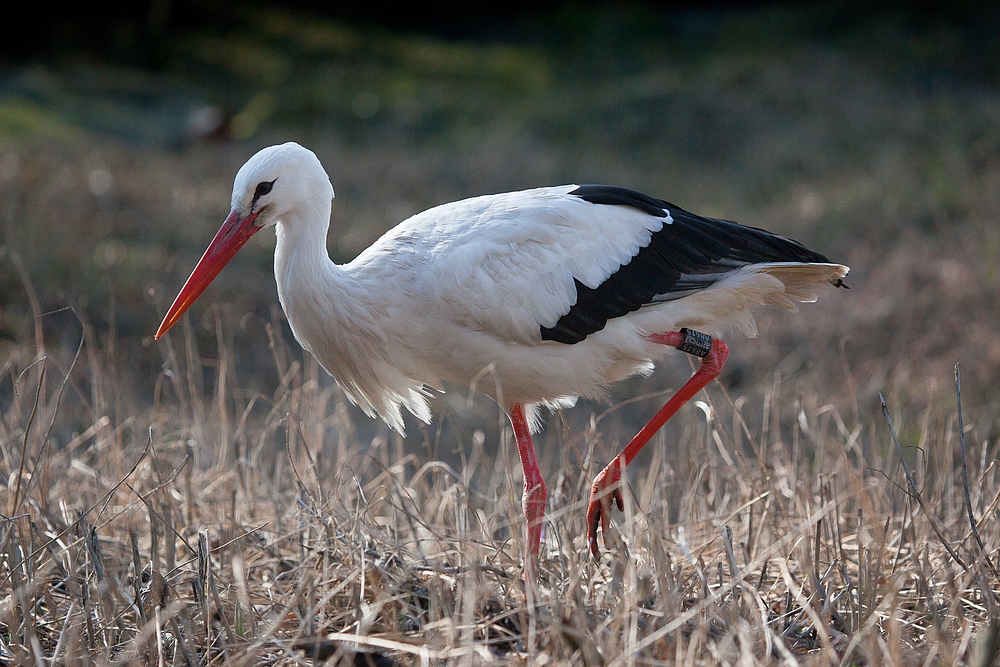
xmin=253 ymin=180 xmax=274 ymax=201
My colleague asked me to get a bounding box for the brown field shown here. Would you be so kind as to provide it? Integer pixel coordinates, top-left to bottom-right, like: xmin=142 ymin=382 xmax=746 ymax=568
xmin=2 ymin=7 xmax=1000 ymax=665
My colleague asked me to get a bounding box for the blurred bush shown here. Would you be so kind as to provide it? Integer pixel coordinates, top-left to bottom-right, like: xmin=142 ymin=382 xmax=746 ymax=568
xmin=0 ymin=4 xmax=998 ymax=428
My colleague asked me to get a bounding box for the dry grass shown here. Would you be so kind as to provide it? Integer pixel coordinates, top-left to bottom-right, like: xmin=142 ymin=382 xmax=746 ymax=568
xmin=2 ymin=294 xmax=999 ymax=666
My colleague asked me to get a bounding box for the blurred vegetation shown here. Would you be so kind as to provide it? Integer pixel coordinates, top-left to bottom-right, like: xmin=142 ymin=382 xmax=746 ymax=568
xmin=1 ymin=2 xmax=1000 ymax=434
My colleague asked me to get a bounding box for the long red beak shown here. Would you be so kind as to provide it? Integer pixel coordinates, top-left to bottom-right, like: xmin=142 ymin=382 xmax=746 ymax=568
xmin=155 ymin=209 xmax=262 ymax=339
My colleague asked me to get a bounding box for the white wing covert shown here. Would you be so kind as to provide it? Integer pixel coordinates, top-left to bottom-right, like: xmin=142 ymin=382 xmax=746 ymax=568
xmin=422 ymin=186 xmax=665 ymax=344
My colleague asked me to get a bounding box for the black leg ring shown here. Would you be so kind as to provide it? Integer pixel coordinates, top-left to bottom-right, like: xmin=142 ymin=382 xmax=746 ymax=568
xmin=678 ymin=328 xmax=713 ymax=358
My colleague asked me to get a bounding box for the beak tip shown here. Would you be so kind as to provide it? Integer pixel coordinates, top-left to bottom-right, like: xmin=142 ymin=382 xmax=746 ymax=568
xmin=154 ymin=317 xmax=173 ymax=340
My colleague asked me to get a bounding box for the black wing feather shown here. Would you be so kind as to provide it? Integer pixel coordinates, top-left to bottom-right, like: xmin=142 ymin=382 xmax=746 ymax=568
xmin=540 ymin=185 xmax=832 ymax=344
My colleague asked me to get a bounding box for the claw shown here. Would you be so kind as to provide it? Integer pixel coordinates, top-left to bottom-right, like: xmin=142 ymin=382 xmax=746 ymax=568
xmin=586 ymin=456 xmax=626 ymax=558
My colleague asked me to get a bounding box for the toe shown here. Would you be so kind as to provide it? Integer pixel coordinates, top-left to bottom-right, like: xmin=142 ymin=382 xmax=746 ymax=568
xmin=587 ymin=496 xmax=601 ymax=557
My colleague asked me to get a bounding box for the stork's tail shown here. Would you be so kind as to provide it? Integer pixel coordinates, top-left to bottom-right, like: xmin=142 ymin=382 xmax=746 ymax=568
xmin=754 ymin=262 xmax=849 ymax=307
xmin=654 ymin=261 xmax=849 ymax=339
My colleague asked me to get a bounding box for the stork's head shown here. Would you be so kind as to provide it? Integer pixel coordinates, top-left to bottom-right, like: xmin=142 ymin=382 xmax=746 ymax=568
xmin=230 ymin=142 xmax=334 ymax=229
xmin=155 ymin=142 xmax=334 ymax=339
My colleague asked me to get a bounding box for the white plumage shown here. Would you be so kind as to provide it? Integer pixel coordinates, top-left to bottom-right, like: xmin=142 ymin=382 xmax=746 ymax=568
xmin=157 ymin=142 xmax=848 ymax=573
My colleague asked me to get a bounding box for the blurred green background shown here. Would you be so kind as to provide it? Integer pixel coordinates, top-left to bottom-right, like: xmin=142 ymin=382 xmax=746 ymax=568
xmin=2 ymin=2 xmax=1000 ymax=448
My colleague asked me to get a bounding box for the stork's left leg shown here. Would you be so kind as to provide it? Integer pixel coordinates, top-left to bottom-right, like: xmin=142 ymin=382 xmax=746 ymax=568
xmin=586 ymin=329 xmax=729 ymax=558
xmin=510 ymin=404 xmax=547 ymax=578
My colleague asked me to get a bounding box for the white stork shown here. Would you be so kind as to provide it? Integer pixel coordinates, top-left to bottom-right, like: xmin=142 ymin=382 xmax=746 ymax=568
xmin=156 ymin=142 xmax=848 ymax=574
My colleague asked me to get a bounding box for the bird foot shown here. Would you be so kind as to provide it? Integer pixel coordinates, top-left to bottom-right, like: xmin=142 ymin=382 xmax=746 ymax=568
xmin=586 ymin=455 xmax=625 ymax=558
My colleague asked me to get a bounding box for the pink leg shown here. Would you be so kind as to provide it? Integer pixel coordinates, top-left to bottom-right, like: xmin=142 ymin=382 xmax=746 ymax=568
xmin=587 ymin=331 xmax=730 ymax=558
xmin=510 ymin=404 xmax=547 ymax=577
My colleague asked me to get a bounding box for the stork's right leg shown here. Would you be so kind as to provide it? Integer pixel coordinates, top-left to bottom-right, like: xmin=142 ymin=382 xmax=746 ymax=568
xmin=510 ymin=404 xmax=547 ymax=579
xmin=587 ymin=330 xmax=729 ymax=558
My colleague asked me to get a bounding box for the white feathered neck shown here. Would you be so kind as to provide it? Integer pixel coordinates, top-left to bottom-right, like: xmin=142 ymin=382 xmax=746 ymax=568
xmin=263 ymin=147 xmax=431 ymax=432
